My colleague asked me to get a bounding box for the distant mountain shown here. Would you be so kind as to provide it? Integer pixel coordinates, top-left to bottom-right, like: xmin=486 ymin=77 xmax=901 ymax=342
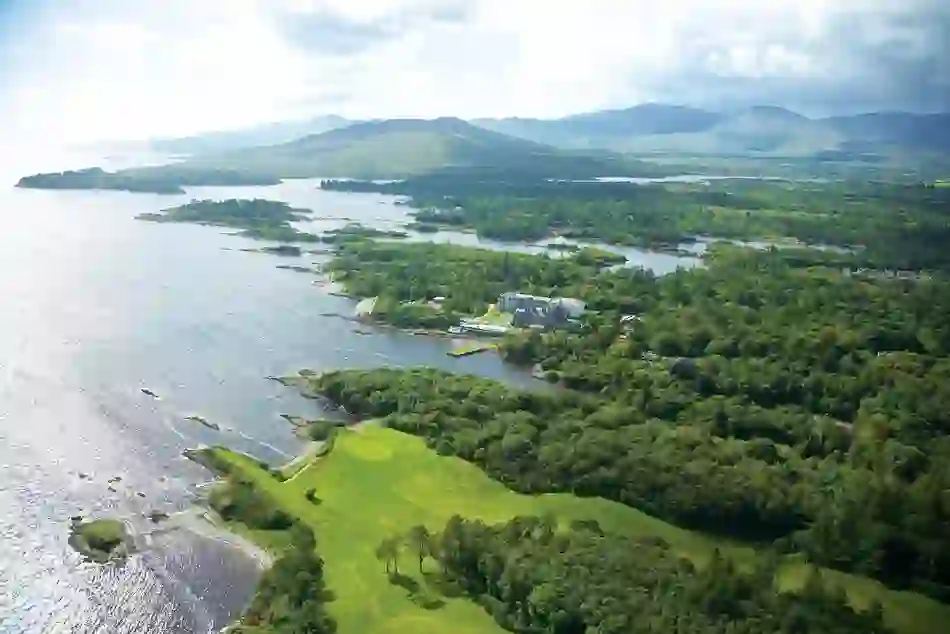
xmin=160 ymin=116 xmax=651 ymax=179
xmin=475 ymin=104 xmax=722 ymax=147
xmin=476 ymin=105 xmax=949 ymax=157
xmin=146 ymin=115 xmax=352 ymax=155
xmin=823 ymin=112 xmax=950 ymax=153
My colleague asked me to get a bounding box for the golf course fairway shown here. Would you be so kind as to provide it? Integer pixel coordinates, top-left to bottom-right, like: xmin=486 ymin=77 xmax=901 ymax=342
xmin=207 ymin=426 xmax=950 ymax=634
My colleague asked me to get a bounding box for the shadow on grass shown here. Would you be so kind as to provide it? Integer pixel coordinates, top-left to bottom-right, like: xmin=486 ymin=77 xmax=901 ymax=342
xmin=388 ymin=572 xmax=447 ymax=611
xmin=411 ymin=594 xmax=446 ymax=611
xmin=388 ymin=572 xmax=421 ymax=594
xmin=422 ymin=571 xmax=465 ymax=599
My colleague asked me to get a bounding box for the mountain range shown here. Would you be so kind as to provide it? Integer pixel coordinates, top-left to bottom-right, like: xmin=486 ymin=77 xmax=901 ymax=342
xmin=474 ymin=105 xmax=950 ymax=157
xmin=127 ymin=117 xmax=653 ymax=181
xmin=148 ymin=104 xmax=950 ymax=160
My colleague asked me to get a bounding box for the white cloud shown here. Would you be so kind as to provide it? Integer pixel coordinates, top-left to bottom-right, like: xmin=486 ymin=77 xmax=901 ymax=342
xmin=0 ymin=0 xmax=946 ymax=146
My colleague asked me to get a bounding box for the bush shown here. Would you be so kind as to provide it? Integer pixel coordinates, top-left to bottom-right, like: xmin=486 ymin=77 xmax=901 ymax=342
xmin=210 ymin=479 xmax=295 ymax=530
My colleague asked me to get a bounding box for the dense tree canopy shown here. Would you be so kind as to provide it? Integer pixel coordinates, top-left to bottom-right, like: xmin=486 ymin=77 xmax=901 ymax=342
xmin=305 ymin=245 xmax=950 ymax=601
xmin=424 ymin=515 xmax=888 ymax=634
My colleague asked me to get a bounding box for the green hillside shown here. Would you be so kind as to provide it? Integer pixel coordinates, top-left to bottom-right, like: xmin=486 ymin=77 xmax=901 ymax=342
xmin=208 ymin=426 xmax=949 ymax=634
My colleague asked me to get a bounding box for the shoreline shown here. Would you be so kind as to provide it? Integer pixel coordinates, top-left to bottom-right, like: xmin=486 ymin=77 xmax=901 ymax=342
xmin=144 ymin=507 xmax=273 ymax=571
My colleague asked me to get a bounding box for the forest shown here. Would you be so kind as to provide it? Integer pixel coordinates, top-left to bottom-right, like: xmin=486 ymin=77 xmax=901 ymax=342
xmin=181 ymin=173 xmax=950 ymax=631
xmin=305 ymin=245 xmax=950 ymax=602
xmin=376 ymin=515 xmax=889 ymax=634
xmin=323 ymin=176 xmax=950 ymax=271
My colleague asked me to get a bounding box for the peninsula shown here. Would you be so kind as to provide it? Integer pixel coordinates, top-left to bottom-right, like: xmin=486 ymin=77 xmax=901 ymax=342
xmin=16 ymin=166 xmax=281 ymax=194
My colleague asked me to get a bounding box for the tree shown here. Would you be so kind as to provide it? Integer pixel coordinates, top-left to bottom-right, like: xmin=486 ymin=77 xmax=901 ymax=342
xmin=406 ymin=524 xmax=433 ymax=572
xmin=290 ymin=523 xmax=316 ymax=552
xmin=375 ymin=536 xmax=401 ymax=576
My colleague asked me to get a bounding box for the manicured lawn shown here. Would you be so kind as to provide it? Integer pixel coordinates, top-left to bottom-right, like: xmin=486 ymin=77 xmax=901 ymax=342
xmin=210 ymin=427 xmax=950 ymax=634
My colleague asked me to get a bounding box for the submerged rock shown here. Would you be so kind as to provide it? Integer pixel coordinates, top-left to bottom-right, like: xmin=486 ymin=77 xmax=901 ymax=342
xmin=147 ymin=510 xmax=169 ymax=524
xmin=185 ymin=415 xmax=221 ymax=431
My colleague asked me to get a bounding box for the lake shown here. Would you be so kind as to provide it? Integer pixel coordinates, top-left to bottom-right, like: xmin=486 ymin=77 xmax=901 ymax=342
xmin=0 ymin=162 xmax=702 ymax=632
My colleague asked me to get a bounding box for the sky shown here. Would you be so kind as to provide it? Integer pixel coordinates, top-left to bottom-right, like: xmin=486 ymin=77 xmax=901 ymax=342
xmin=0 ymin=0 xmax=948 ymax=145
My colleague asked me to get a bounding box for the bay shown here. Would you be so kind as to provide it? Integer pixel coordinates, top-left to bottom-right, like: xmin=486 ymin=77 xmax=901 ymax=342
xmin=0 ymin=155 xmax=701 ymax=632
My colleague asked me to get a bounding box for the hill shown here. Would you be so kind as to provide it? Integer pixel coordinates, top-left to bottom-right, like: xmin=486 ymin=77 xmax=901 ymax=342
xmin=478 ymin=104 xmax=949 ymax=157
xmin=147 ymin=117 xmax=654 ymax=180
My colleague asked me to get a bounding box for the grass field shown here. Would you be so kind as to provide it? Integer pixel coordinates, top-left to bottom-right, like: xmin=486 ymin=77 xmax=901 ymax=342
xmin=210 ymin=427 xmax=950 ymax=634
xmin=935 ymin=180 xmax=950 ymax=188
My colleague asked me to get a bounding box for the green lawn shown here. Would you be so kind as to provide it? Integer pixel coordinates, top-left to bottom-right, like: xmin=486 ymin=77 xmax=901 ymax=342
xmin=935 ymin=180 xmax=950 ymax=188
xmin=210 ymin=427 xmax=950 ymax=634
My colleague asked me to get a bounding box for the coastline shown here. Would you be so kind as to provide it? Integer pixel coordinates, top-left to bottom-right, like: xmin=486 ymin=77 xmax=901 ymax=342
xmin=144 ymin=507 xmax=273 ymax=571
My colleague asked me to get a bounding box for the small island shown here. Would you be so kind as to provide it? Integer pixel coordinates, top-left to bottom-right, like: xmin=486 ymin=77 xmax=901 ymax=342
xmin=137 ymin=198 xmax=321 ymax=242
xmin=68 ymin=518 xmax=131 ymax=563
xmin=318 ymin=223 xmax=408 ymax=243
xmin=137 ymin=200 xmax=413 ymax=250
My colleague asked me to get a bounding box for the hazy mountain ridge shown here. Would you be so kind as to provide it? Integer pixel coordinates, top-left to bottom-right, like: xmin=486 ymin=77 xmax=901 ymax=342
xmin=145 ymin=115 xmax=352 ymax=155
xmin=26 ymin=106 xmax=948 ymax=191
xmin=141 ymin=104 xmax=949 ymax=160
xmin=476 ymin=105 xmax=950 ymax=156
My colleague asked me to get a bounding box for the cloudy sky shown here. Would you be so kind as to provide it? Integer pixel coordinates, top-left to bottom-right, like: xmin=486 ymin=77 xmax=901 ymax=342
xmin=0 ymin=0 xmax=948 ymax=145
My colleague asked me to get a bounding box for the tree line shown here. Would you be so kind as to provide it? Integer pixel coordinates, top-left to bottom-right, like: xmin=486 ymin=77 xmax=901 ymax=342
xmin=375 ymin=515 xmax=888 ymax=634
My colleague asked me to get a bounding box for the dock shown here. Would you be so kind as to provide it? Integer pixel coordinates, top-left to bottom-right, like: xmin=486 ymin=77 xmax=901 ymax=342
xmin=446 ymin=342 xmax=497 ymax=358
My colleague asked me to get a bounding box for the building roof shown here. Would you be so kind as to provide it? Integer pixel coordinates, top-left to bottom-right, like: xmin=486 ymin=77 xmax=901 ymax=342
xmin=501 ymin=292 xmax=554 ymax=302
xmin=459 ymin=321 xmax=510 ymax=334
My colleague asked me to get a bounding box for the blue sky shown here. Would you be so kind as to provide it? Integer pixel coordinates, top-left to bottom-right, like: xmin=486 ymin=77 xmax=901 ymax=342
xmin=0 ymin=0 xmax=947 ymax=145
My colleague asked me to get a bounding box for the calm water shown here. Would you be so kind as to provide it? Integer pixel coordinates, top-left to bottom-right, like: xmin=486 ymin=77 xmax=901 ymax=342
xmin=0 ymin=157 xmax=701 ymax=632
